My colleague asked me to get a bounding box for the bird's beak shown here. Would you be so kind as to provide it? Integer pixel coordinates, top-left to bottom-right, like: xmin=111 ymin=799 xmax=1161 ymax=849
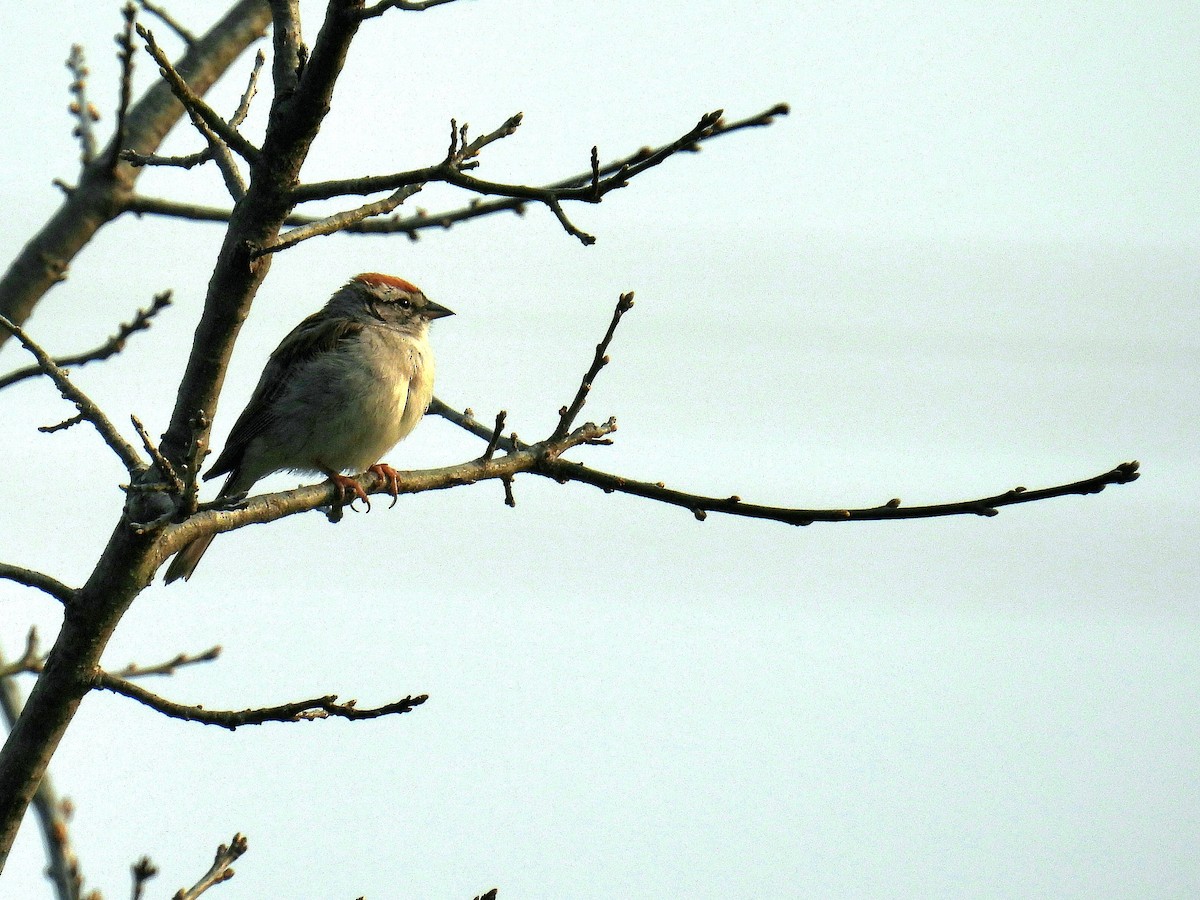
xmin=424 ymin=299 xmax=455 ymax=319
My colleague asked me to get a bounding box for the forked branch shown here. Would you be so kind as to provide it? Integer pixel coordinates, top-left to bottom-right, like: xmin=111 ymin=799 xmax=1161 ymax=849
xmin=135 ymin=24 xmax=261 ymax=163
xmin=173 ymin=834 xmax=246 ymax=900
xmin=0 ymin=314 xmax=143 ymax=472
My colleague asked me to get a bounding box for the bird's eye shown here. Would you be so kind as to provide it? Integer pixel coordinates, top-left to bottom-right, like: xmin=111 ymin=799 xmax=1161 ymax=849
xmin=397 ymin=297 xmax=412 ymax=309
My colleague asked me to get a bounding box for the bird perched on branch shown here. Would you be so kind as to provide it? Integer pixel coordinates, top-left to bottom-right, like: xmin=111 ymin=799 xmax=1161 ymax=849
xmin=164 ymin=273 xmax=454 ymax=583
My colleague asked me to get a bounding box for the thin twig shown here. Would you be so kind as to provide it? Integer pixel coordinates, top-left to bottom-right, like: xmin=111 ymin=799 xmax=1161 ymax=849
xmin=481 ymin=411 xmax=506 ymax=463
xmin=0 ymin=564 xmax=74 ymax=606
xmin=0 ymin=629 xmax=42 ymax=679
xmin=0 ymin=314 xmax=144 ymax=472
xmin=94 ymin=674 xmax=428 ymax=729
xmin=228 ymin=48 xmax=265 ymax=128
xmin=66 ymin=45 xmax=99 ymax=164
xmin=136 ymin=24 xmax=260 ymax=163
xmin=137 ymin=0 xmax=195 ymax=45
xmin=0 ymin=291 xmax=172 ymax=391
xmin=109 ymin=3 xmax=139 ymax=172
xmin=552 ymin=292 xmax=634 ymax=439
xmin=112 ymin=646 xmax=221 ymax=679
xmin=172 ymin=834 xmax=246 ymax=900
xmin=39 ymin=414 xmax=87 ymax=435
xmin=131 ymin=414 xmax=185 ymax=495
xmin=256 ymin=185 xmax=424 ymax=256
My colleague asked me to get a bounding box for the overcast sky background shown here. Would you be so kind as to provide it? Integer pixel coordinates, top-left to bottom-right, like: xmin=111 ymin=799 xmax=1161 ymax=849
xmin=1 ymin=2 xmax=1197 ymax=898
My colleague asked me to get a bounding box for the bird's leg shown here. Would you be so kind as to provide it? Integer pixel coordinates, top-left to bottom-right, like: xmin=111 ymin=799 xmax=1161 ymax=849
xmin=368 ymin=463 xmax=401 ymax=508
xmin=323 ymin=469 xmax=371 ymax=513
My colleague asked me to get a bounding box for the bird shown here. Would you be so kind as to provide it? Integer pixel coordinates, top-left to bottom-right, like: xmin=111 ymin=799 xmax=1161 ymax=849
xmin=164 ymin=272 xmax=454 ymax=583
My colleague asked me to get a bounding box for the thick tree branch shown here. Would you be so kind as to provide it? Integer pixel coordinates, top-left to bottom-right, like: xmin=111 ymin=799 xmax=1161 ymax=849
xmin=0 ymin=645 xmax=83 ymax=900
xmin=0 ymin=291 xmax=171 ymax=391
xmin=0 ymin=314 xmax=144 ymax=472
xmin=93 ymin=673 xmax=427 ymax=729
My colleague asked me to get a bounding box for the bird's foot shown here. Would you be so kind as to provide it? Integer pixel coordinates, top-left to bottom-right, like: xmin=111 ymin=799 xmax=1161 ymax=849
xmin=328 ymin=472 xmax=371 ymax=513
xmin=368 ymin=463 xmax=401 ymax=508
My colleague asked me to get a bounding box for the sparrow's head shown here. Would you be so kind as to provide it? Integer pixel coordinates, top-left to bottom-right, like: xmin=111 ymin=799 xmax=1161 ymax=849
xmin=337 ymin=272 xmax=454 ymax=335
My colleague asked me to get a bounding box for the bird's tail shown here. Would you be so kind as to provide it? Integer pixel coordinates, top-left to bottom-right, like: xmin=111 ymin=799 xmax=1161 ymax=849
xmin=163 ymin=471 xmax=246 ymax=584
xmin=163 ymin=533 xmax=216 ymax=584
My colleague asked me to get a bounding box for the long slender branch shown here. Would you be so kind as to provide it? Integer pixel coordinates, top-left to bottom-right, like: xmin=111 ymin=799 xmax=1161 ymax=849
xmin=93 ymin=673 xmax=427 ymax=729
xmin=138 ymin=104 xmax=789 ymax=240
xmin=259 ymin=184 xmax=424 ymax=255
xmin=429 ymin=400 xmax=1141 ymax=525
xmin=0 ymin=314 xmax=143 ymax=472
xmin=0 ymin=291 xmax=171 ymax=391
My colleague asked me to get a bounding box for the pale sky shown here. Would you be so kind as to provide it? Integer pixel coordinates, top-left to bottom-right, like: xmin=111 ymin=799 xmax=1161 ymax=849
xmin=1 ymin=2 xmax=1197 ymax=898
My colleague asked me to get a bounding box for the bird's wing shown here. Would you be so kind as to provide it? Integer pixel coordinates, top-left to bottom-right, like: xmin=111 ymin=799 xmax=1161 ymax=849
xmin=205 ymin=312 xmax=364 ymax=480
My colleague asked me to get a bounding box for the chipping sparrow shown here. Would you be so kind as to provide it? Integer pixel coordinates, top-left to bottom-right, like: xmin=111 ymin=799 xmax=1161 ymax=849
xmin=164 ymin=272 xmax=454 ymax=583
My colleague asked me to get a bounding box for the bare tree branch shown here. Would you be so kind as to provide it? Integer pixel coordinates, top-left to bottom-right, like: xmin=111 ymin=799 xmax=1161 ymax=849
xmin=430 ymin=400 xmax=1142 ymax=526
xmin=359 ymin=0 xmax=464 ymax=18
xmin=0 ymin=643 xmax=83 ymax=900
xmin=142 ymin=104 xmax=789 ymax=242
xmin=137 ymin=0 xmax=196 ymax=46
xmin=0 ymin=291 xmax=171 ymax=391
xmin=154 ymin=417 xmax=617 ymax=564
xmin=131 ymin=854 xmax=159 ymax=899
xmin=0 ymin=565 xmax=74 ymax=606
xmin=135 ymin=24 xmax=261 ymax=164
xmin=0 ymin=630 xmax=42 ymax=680
xmin=108 ymin=3 xmax=139 ymax=173
xmin=0 ymin=314 xmax=144 ymax=472
xmin=111 ymin=646 xmax=221 ymax=679
xmin=0 ymin=0 xmax=271 ymax=345
xmin=553 ymin=292 xmax=634 ymax=439
xmin=257 ymin=184 xmax=424 ymax=255
xmin=65 ymin=46 xmax=99 ymax=164
xmin=93 ymin=673 xmax=427 ymax=729
xmin=172 ymin=834 xmax=246 ymax=900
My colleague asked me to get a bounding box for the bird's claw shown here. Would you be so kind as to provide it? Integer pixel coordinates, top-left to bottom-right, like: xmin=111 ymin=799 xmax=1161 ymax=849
xmin=329 ymin=472 xmax=371 ymax=512
xmin=368 ymin=463 xmax=401 ymax=509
